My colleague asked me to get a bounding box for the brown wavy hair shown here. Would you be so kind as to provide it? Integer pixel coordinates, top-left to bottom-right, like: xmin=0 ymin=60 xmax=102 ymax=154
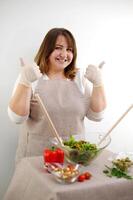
xmin=34 ymin=28 xmax=78 ymax=80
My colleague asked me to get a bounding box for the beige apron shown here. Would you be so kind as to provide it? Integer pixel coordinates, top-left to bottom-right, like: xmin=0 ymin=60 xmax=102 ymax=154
xmin=15 ymin=77 xmax=96 ymax=164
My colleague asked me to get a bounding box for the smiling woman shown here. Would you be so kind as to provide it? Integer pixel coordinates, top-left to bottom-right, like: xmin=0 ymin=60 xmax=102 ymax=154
xmin=7 ymin=27 xmax=106 ymax=166
xmin=45 ymin=35 xmax=74 ymax=79
xmin=4 ymin=27 xmax=107 ymax=200
xmin=1 ymin=1 xmax=133 ymax=199
xmin=47 ymin=35 xmax=73 ymax=77
xmin=35 ymin=28 xmax=78 ymax=80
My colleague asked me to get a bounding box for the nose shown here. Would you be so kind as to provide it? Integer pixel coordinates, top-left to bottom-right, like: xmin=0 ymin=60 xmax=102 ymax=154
xmin=60 ymin=48 xmax=67 ymax=58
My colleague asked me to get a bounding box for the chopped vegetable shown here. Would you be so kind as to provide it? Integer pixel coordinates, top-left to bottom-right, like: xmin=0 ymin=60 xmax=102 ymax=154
xmin=103 ymin=165 xmax=133 ymax=179
xmin=64 ymin=136 xmax=98 ymax=152
xmin=103 ymin=157 xmax=133 ymax=180
xmin=112 ymin=157 xmax=133 ymax=171
xmin=51 ymin=164 xmax=79 ymax=183
xmin=63 ymin=136 xmax=99 ymax=165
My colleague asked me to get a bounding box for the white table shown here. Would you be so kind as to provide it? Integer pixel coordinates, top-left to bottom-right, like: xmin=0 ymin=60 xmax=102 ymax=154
xmin=4 ymin=150 xmax=133 ymax=200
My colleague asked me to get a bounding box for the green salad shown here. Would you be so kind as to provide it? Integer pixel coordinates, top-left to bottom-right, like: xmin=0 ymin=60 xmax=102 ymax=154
xmin=63 ymin=136 xmax=99 ymax=165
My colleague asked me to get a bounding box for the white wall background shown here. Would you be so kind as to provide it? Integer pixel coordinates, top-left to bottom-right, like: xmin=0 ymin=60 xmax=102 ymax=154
xmin=0 ymin=0 xmax=133 ymax=198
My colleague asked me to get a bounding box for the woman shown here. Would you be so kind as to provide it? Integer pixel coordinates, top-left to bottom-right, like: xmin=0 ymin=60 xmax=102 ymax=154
xmin=8 ymin=27 xmax=106 ymax=165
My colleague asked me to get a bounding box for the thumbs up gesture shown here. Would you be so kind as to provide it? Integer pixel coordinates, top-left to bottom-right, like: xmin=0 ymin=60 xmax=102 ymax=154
xmin=84 ymin=61 xmax=105 ymax=87
xmin=19 ymin=58 xmax=42 ymax=87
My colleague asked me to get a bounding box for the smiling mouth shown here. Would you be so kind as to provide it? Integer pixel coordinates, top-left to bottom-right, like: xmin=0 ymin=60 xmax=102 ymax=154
xmin=56 ymin=58 xmax=67 ymax=63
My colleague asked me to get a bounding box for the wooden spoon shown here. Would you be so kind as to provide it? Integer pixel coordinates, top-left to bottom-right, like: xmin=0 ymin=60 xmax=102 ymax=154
xmin=98 ymin=104 xmax=133 ymax=145
xmin=35 ymin=93 xmax=64 ymax=146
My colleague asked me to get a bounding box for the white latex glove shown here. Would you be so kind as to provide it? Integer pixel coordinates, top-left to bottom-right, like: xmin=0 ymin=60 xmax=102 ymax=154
xmin=84 ymin=61 xmax=105 ymax=87
xmin=19 ymin=58 xmax=42 ymax=87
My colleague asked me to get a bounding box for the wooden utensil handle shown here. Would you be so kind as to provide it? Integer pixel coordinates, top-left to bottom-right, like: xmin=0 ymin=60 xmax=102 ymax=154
xmin=98 ymin=104 xmax=133 ymax=145
xmin=35 ymin=93 xmax=63 ymax=146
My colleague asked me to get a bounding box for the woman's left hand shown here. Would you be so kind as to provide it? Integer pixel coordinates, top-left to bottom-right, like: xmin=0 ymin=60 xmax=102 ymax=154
xmin=84 ymin=61 xmax=105 ymax=87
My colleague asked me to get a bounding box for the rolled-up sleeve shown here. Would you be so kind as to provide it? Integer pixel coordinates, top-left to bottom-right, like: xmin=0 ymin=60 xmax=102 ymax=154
xmin=7 ymin=76 xmax=38 ymax=124
xmin=86 ymin=107 xmax=104 ymax=121
xmin=8 ymin=106 xmax=28 ymax=124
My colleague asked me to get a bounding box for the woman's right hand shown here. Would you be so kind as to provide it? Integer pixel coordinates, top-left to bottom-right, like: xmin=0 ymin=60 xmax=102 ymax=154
xmin=19 ymin=58 xmax=42 ymax=87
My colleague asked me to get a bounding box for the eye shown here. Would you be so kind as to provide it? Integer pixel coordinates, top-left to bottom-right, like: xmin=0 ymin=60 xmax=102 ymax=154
xmin=55 ymin=46 xmax=62 ymax=50
xmin=67 ymin=47 xmax=73 ymax=52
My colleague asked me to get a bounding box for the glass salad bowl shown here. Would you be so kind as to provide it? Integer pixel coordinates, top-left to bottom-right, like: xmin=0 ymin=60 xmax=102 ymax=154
xmin=51 ymin=133 xmax=111 ymax=166
xmin=45 ymin=162 xmax=80 ymax=183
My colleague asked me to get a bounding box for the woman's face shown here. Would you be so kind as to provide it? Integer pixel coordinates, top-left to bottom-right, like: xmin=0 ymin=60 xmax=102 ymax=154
xmin=48 ymin=35 xmax=73 ymax=72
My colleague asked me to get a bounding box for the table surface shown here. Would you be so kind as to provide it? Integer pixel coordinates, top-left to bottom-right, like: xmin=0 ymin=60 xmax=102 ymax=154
xmin=4 ymin=150 xmax=133 ymax=200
